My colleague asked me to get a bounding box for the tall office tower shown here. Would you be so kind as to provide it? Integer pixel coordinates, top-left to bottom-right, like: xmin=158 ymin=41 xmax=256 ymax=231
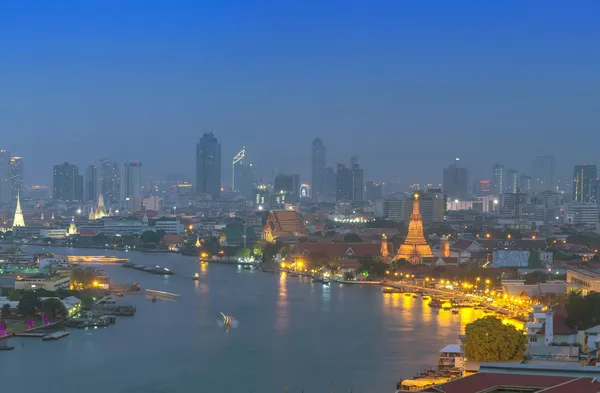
xmin=85 ymin=164 xmax=98 ymax=201
xmin=238 ymin=163 xmax=260 ymax=200
xmin=311 ymin=138 xmax=326 ymax=198
xmin=274 ymin=173 xmax=301 ymax=203
xmin=196 ymin=132 xmax=222 ymax=200
xmin=98 ymin=159 xmax=121 ymax=203
xmin=9 ymin=156 xmax=23 ymax=200
xmin=476 ymin=180 xmax=491 ymax=197
xmin=323 ymin=166 xmax=337 ymax=200
xmin=532 ymin=155 xmax=556 ymax=193
xmin=0 ymin=150 xmax=11 ymax=204
xmin=506 ymin=170 xmax=518 ymax=193
xmin=520 ymin=175 xmax=532 ymax=194
xmin=442 ymin=159 xmax=469 ymax=200
xmin=572 ymin=164 xmax=597 ymax=202
xmin=336 ymin=157 xmax=364 ymax=202
xmin=123 ymin=161 xmax=143 ymax=200
xmin=366 ymin=180 xmax=383 ymax=201
xmin=492 ymin=163 xmax=505 ymax=195
xmin=53 ymin=162 xmax=83 ymax=201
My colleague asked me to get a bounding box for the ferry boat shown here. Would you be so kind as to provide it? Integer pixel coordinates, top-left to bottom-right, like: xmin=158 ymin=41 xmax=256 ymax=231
xmin=145 ymin=289 xmax=180 ymax=299
xmin=192 ymin=273 xmax=199 ymax=280
xmin=322 ymin=278 xmax=330 ymax=285
xmin=382 ymin=287 xmax=403 ymax=294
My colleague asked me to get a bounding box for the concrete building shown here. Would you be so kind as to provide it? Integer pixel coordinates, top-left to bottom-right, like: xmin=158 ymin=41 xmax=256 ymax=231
xmin=564 ymin=202 xmax=599 ymax=226
xmin=40 ymin=228 xmax=67 ymax=239
xmin=506 ymin=169 xmax=518 ymax=193
xmin=98 ymin=159 xmax=121 ymax=203
xmin=572 ymin=164 xmax=597 ymax=202
xmin=122 ymin=161 xmax=143 ymax=201
xmin=404 ymin=189 xmax=444 ymax=225
xmin=377 ymin=197 xmax=404 ymax=222
xmin=274 ymin=174 xmax=300 ymax=203
xmin=53 ymin=162 xmax=83 ymax=201
xmin=566 ymin=269 xmax=600 ymax=293
xmin=84 ymin=164 xmax=98 ymax=201
xmin=196 ymin=132 xmax=221 ymax=200
xmin=492 ymin=163 xmax=504 ymax=196
xmin=336 ymin=157 xmax=363 ymax=202
xmin=154 ymin=218 xmax=184 ymax=234
xmin=532 ymin=155 xmax=556 ymax=193
xmin=311 ymin=138 xmax=326 ymax=198
xmin=9 ymin=156 xmax=23 ymax=201
xmin=443 ymin=160 xmax=469 ymax=200
xmin=520 ymin=175 xmax=532 ymax=194
xmin=365 ymin=181 xmax=383 ymax=202
xmin=14 ymin=276 xmax=71 ymax=291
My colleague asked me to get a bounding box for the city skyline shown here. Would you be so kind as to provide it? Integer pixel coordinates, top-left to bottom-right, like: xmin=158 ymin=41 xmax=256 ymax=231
xmin=1 ymin=2 xmax=599 ymax=187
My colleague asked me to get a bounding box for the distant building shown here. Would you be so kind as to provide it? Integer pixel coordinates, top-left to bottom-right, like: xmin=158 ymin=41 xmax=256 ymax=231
xmin=0 ymin=149 xmax=11 ymax=204
xmin=532 ymin=155 xmax=556 ymax=193
xmin=323 ymin=166 xmax=337 ymax=200
xmin=404 ymin=189 xmax=444 ymax=225
xmin=274 ymin=174 xmax=300 ymax=203
xmin=476 ymin=180 xmax=491 ymax=197
xmin=196 ymin=132 xmax=221 ymax=199
xmin=84 ymin=164 xmax=97 ymax=201
xmin=53 ymin=162 xmax=83 ymax=201
xmin=520 ymin=175 xmax=532 ymax=194
xmin=377 ymin=197 xmax=404 ymax=222
xmin=365 ymin=181 xmax=383 ymax=201
xmin=492 ymin=163 xmax=504 ymax=195
xmin=336 ymin=157 xmax=363 ymax=201
xmin=564 ymin=202 xmax=599 ymax=226
xmin=507 ymin=169 xmax=518 ymax=193
xmin=9 ymin=156 xmax=23 ymax=201
xmin=443 ymin=160 xmax=469 ymax=200
xmin=98 ymin=159 xmax=121 ymax=203
xmin=123 ymin=161 xmax=143 ymax=201
xmin=154 ymin=218 xmax=184 ymax=234
xmin=311 ymin=138 xmax=326 ymax=198
xmin=572 ymin=164 xmax=597 ymax=202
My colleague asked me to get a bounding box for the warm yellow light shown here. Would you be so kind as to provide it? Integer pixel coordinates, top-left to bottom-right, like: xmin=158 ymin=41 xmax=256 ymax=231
xmin=485 ymin=279 xmax=490 ymax=284
xmin=394 ymin=272 xmax=398 ymax=276
xmin=532 ymin=235 xmax=536 ymax=239
xmin=189 ymin=225 xmax=194 ymax=231
xmin=507 ymin=234 xmax=512 ymax=239
xmin=92 ymin=280 xmax=99 ymax=287
xmin=385 ymin=270 xmax=390 ymax=275
xmin=476 ymin=277 xmax=480 ymax=281
xmin=426 ymin=278 xmax=430 ymax=281
xmin=297 ymin=261 xmax=304 ymax=269
xmin=486 ymin=233 xmax=491 ymax=238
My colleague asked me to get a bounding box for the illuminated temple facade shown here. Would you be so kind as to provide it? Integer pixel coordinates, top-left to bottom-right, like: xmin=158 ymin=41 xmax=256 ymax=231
xmin=395 ymin=193 xmax=433 ymax=264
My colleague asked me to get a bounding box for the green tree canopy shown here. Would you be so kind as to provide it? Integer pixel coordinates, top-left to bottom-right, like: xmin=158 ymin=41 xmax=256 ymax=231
xmin=1 ymin=304 xmax=11 ymax=319
xmin=565 ymin=291 xmax=600 ymax=330
xmin=463 ymin=316 xmax=527 ymax=362
xmin=237 ymin=248 xmax=252 ymax=258
xmin=41 ymin=298 xmax=68 ymax=320
xmin=141 ymin=231 xmax=162 ymax=244
xmin=357 ymin=256 xmax=388 ymax=277
xmin=17 ymin=291 xmax=40 ymax=318
xmin=524 ymin=271 xmax=548 ymax=285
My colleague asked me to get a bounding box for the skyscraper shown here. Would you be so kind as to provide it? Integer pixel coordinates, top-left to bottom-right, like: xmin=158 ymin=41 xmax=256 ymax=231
xmin=123 ymin=161 xmax=143 ymax=200
xmin=323 ymin=166 xmax=337 ymax=200
xmin=532 ymin=155 xmax=556 ymax=193
xmin=336 ymin=157 xmax=364 ymax=202
xmin=10 ymin=156 xmax=23 ymax=200
xmin=507 ymin=170 xmax=518 ymax=193
xmin=196 ymin=132 xmax=222 ymax=200
xmin=492 ymin=163 xmax=504 ymax=195
xmin=442 ymin=160 xmax=469 ymax=200
xmin=572 ymin=164 xmax=597 ymax=202
xmin=519 ymin=175 xmax=532 ymax=194
xmin=0 ymin=150 xmax=11 ymax=204
xmin=98 ymin=159 xmax=121 ymax=203
xmin=85 ymin=164 xmax=98 ymax=201
xmin=53 ymin=162 xmax=83 ymax=201
xmin=311 ymin=138 xmax=326 ymax=198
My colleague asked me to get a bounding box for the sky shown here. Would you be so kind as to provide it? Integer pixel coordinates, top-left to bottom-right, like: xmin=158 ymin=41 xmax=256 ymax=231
xmin=1 ymin=1 xmax=599 ymax=188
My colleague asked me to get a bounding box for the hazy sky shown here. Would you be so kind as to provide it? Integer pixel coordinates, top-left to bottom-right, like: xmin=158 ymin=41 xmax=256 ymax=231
xmin=1 ymin=1 xmax=599 ymax=187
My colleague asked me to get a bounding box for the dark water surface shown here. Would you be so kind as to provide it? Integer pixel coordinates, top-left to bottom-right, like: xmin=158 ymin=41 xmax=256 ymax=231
xmin=0 ymin=246 xmax=483 ymax=393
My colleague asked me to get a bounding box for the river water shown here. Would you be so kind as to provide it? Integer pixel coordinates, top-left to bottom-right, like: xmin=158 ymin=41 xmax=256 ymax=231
xmin=0 ymin=246 xmax=486 ymax=393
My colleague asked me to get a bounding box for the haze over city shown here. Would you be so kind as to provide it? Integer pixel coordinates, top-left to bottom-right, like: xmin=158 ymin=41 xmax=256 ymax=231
xmin=1 ymin=1 xmax=599 ymax=187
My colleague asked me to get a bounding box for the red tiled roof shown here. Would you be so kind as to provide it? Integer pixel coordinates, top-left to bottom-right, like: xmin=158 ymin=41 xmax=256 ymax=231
xmin=478 ymin=239 xmax=548 ymax=250
xmin=431 ymin=372 xmax=574 ymax=393
xmin=265 ymin=211 xmax=307 ymax=236
xmin=292 ymin=242 xmax=381 ymax=259
xmin=539 ymin=306 xmax=576 ymax=336
xmin=78 ymin=229 xmax=97 ymax=237
xmin=557 ymin=244 xmax=594 ymax=253
xmin=538 ymin=377 xmax=600 ymax=393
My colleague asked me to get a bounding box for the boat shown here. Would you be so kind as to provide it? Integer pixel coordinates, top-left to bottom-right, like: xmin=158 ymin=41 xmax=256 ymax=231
xmin=412 ymin=294 xmax=419 ymax=298
xmin=0 ymin=345 xmax=15 ymax=351
xmin=312 ymin=276 xmax=324 ymax=283
xmin=242 ymin=265 xmax=252 ymax=270
xmin=322 ymin=278 xmax=330 ymax=285
xmin=382 ymin=287 xmax=403 ymax=294
xmin=452 ymin=309 xmax=459 ymax=314
xmin=145 ymin=289 xmax=180 ymax=299
xmin=192 ymin=273 xmax=199 ymax=280
xmin=429 ymin=298 xmax=444 ymax=308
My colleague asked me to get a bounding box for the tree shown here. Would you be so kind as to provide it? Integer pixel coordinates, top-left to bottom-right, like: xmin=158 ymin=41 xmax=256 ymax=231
xmin=237 ymin=248 xmax=252 ymax=258
xmin=463 ymin=316 xmax=527 ymax=362
xmin=343 ymin=233 xmax=362 ymax=243
xmin=17 ymin=292 xmax=40 ymax=318
xmin=524 ymin=271 xmax=548 ymax=285
xmin=357 ymin=256 xmax=388 ymax=277
xmin=1 ymin=304 xmax=11 ymax=319
xmin=565 ymin=291 xmax=600 ymax=330
xmin=71 ymin=268 xmax=95 ymax=289
xmin=141 ymin=231 xmax=161 ymax=244
xmin=306 ymin=251 xmax=331 ymax=269
xmin=41 ymin=298 xmax=68 ymax=320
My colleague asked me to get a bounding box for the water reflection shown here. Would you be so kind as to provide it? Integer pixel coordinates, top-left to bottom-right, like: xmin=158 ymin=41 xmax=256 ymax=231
xmin=276 ymin=272 xmax=288 ymax=331
xmin=321 ymin=284 xmax=331 ymax=312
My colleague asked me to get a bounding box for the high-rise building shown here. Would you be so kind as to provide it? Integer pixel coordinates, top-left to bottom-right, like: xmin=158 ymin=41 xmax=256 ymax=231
xmin=572 ymin=164 xmax=597 ymax=202
xmin=476 ymin=180 xmax=491 ymax=197
xmin=442 ymin=160 xmax=469 ymax=200
xmin=238 ymin=163 xmax=260 ymax=200
xmin=323 ymin=166 xmax=337 ymax=200
xmin=520 ymin=175 xmax=532 ymax=194
xmin=274 ymin=174 xmax=300 ymax=203
xmin=311 ymin=138 xmax=326 ymax=198
xmin=492 ymin=163 xmax=504 ymax=195
xmin=532 ymin=155 xmax=556 ymax=193
xmin=365 ymin=181 xmax=383 ymax=201
xmin=0 ymin=150 xmax=11 ymax=204
xmin=336 ymin=157 xmax=364 ymax=201
xmin=85 ymin=164 xmax=98 ymax=201
xmin=9 ymin=156 xmax=23 ymax=200
xmin=123 ymin=161 xmax=143 ymax=201
xmin=196 ymin=132 xmax=221 ymax=200
xmin=53 ymin=162 xmax=83 ymax=201
xmin=507 ymin=170 xmax=518 ymax=193
xmin=98 ymin=159 xmax=121 ymax=203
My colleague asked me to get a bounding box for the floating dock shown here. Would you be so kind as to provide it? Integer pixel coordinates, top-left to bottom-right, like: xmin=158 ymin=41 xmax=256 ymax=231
xmin=145 ymin=289 xmax=180 ymax=299
xmin=42 ymin=331 xmax=70 ymax=341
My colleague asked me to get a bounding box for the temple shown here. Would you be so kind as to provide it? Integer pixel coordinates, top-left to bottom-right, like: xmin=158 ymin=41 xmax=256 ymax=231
xmin=67 ymin=217 xmax=78 ymax=236
xmin=93 ymin=194 xmax=108 ymax=220
xmin=394 ymin=193 xmax=432 ymax=264
xmin=12 ymin=192 xmax=25 ymax=228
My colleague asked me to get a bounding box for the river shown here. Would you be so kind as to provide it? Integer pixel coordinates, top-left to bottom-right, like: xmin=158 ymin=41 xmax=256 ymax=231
xmin=0 ymin=246 xmax=487 ymax=393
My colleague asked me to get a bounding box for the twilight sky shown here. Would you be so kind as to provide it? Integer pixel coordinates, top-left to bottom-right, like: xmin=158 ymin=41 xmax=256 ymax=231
xmin=1 ymin=1 xmax=599 ymax=188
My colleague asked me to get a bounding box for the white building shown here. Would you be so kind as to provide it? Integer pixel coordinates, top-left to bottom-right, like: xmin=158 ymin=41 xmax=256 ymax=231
xmin=564 ymin=202 xmax=599 ymax=226
xmin=14 ymin=276 xmax=71 ymax=291
xmin=40 ymin=229 xmax=68 ymax=239
xmin=566 ymin=269 xmax=600 ymax=293
xmin=154 ymin=219 xmax=184 ymax=234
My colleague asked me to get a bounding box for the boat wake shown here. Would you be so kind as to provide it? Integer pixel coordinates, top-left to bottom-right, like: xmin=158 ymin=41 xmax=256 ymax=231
xmin=218 ymin=312 xmax=239 ymax=329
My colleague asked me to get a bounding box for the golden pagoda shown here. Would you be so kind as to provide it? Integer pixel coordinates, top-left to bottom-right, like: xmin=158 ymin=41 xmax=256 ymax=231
xmin=381 ymin=234 xmax=389 ymax=259
xmin=67 ymin=217 xmax=78 ymax=236
xmin=12 ymin=192 xmax=25 ymax=228
xmin=94 ymin=194 xmax=107 ymax=220
xmin=395 ymin=193 xmax=432 ymax=264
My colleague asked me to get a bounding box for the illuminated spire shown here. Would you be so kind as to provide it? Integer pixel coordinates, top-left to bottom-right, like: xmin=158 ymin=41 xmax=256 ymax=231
xmin=195 ymin=237 xmax=201 ymax=247
xmin=88 ymin=207 xmax=95 ymax=221
xmin=40 ymin=211 xmax=44 ymax=220
xmin=381 ymin=233 xmax=389 ymax=259
xmin=394 ymin=193 xmax=432 ymax=264
xmin=12 ymin=192 xmax=25 ymax=228
xmin=94 ymin=194 xmax=107 ymax=219
xmin=68 ymin=217 xmax=78 ymax=236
